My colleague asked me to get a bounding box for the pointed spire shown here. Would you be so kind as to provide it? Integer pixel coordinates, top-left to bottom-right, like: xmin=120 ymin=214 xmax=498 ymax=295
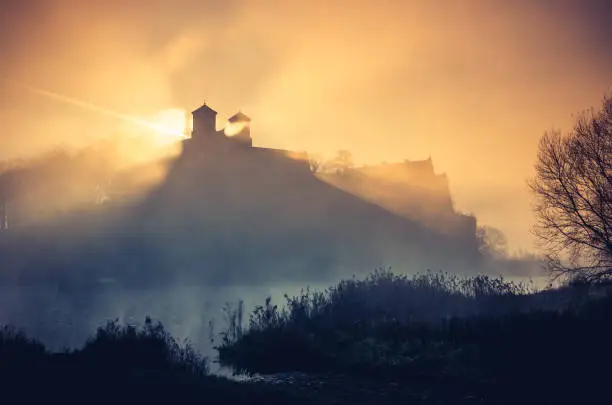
xmin=228 ymin=110 xmax=251 ymax=123
xmin=192 ymin=101 xmax=217 ymax=115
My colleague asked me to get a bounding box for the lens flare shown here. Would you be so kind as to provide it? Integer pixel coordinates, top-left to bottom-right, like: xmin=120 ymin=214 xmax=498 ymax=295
xmin=148 ymin=108 xmax=190 ymax=144
xmin=2 ymin=78 xmax=189 ymax=139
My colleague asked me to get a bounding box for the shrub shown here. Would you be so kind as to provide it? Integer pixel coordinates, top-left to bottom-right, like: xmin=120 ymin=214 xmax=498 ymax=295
xmin=217 ymin=268 xmax=609 ymax=384
xmin=0 ymin=325 xmax=47 ymax=371
xmin=78 ymin=316 xmax=208 ymax=382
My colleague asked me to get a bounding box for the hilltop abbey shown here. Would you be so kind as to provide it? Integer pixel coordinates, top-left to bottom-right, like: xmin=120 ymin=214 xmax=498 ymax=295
xmin=180 ymin=102 xmax=476 ymax=239
xmin=187 ymin=102 xmax=253 ymax=147
xmin=0 ymin=101 xmax=476 ymax=249
xmin=181 ymin=102 xmax=309 ymax=165
xmin=0 ymin=100 xmax=481 ymax=281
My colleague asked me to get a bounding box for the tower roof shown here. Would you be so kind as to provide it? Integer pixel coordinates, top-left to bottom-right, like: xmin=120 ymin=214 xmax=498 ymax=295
xmin=192 ymin=102 xmax=217 ymax=115
xmin=228 ymin=111 xmax=251 ymax=123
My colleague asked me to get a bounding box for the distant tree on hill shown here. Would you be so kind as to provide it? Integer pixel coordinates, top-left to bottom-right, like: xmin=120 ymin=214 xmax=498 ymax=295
xmin=327 ymin=149 xmax=354 ymax=175
xmin=308 ymin=154 xmax=323 ymax=174
xmin=528 ymin=93 xmax=612 ymax=282
xmin=476 ymin=225 xmax=509 ymax=259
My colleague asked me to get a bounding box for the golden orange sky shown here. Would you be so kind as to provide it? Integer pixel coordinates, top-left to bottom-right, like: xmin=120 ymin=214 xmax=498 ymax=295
xmin=0 ymin=0 xmax=610 ymax=252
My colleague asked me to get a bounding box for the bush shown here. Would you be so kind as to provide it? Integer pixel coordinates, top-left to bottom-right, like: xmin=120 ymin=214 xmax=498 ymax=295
xmin=77 ymin=316 xmax=209 ymax=382
xmin=0 ymin=318 xmax=310 ymax=404
xmin=0 ymin=325 xmax=47 ymax=370
xmin=217 ymin=268 xmax=612 ymax=396
xmin=0 ymin=318 xmax=208 ymax=392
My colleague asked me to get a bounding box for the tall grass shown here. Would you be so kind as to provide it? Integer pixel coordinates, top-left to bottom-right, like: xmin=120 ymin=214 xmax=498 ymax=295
xmin=217 ymin=269 xmax=610 ymax=385
xmin=220 ymin=269 xmax=543 ymax=341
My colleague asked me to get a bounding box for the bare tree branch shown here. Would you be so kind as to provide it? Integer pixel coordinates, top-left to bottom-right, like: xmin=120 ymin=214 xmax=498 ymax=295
xmin=528 ymin=94 xmax=612 ymax=282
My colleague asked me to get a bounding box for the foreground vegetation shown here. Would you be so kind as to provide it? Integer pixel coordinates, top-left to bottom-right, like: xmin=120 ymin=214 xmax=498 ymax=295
xmin=218 ymin=270 xmax=612 ymax=403
xmin=3 ymin=269 xmax=611 ymax=404
xmin=0 ymin=318 xmax=306 ymax=404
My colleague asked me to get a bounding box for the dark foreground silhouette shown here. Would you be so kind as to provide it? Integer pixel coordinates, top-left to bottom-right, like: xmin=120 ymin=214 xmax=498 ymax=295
xmin=0 ymin=318 xmax=309 ymax=404
xmin=218 ymin=270 xmax=612 ymax=404
xmin=2 ymin=271 xmax=610 ymax=404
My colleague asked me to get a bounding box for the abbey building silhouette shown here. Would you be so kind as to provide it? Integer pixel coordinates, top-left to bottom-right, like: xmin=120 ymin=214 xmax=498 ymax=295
xmin=180 ymin=101 xmax=476 ymax=240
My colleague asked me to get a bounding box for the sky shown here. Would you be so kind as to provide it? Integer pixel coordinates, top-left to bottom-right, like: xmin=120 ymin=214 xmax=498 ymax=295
xmin=0 ymin=0 xmax=610 ymax=252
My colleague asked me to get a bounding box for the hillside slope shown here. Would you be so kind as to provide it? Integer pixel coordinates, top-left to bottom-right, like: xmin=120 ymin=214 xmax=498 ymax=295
xmin=0 ymin=142 xmax=481 ymax=287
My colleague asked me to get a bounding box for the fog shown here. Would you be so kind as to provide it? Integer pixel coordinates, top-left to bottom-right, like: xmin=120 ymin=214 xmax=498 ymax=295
xmin=2 ymin=0 xmax=611 ymax=250
xmin=0 ymin=0 xmax=609 ymax=362
xmin=0 ymin=282 xmax=320 ymax=372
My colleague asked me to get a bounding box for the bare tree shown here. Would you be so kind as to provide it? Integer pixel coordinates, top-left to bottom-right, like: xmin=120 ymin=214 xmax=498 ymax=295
xmin=476 ymin=225 xmax=509 ymax=260
xmin=308 ymin=154 xmax=323 ymax=174
xmin=528 ymin=94 xmax=612 ymax=282
xmin=328 ymin=149 xmax=354 ymax=175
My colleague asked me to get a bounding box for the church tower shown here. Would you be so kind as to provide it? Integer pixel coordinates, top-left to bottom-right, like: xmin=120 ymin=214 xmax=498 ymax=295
xmin=227 ymin=111 xmax=252 ymax=147
xmin=191 ymin=102 xmax=218 ymax=140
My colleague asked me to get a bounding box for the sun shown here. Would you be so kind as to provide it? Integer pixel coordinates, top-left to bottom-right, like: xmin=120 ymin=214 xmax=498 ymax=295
xmin=147 ymin=108 xmax=190 ymax=145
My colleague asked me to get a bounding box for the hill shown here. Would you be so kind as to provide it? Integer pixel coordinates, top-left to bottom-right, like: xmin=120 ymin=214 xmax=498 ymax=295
xmin=319 ymin=157 xmax=477 ymax=241
xmin=0 ymin=105 xmax=482 ymax=287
